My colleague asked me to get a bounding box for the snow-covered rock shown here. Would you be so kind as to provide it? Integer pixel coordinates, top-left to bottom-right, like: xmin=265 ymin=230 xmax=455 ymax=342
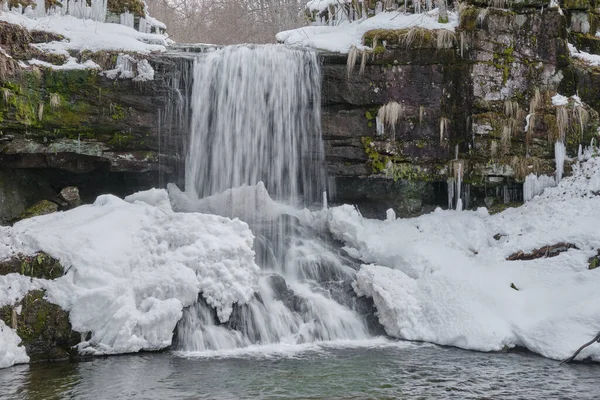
xmin=0 ymin=189 xmax=259 ymax=368
xmin=343 ymin=150 xmax=600 ymax=361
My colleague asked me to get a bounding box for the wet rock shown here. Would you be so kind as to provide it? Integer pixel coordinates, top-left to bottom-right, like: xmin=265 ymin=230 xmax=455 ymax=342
xmin=0 ymin=252 xmax=64 ymax=279
xmin=506 ymin=242 xmax=579 ymax=261
xmin=0 ymin=290 xmax=79 ymax=362
xmin=57 ymin=186 xmax=82 ymax=209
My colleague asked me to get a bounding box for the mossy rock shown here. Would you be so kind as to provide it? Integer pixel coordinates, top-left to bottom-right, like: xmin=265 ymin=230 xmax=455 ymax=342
xmin=15 ymin=199 xmax=58 ymax=221
xmin=107 ymin=0 xmax=145 ymax=17
xmin=0 ymin=290 xmax=79 ymax=362
xmin=562 ymin=0 xmax=591 ymax=9
xmin=487 ymin=201 xmax=522 ymax=214
xmin=589 ymin=250 xmax=600 ymax=269
xmin=0 ymin=252 xmax=64 ymax=279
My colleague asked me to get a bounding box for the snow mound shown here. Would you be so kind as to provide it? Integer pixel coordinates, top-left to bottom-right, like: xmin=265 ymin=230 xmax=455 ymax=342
xmin=0 ymin=321 xmax=29 ymax=369
xmin=277 ymin=9 xmax=458 ymax=53
xmin=0 ymin=189 xmax=258 ymax=363
xmin=342 ymin=153 xmax=600 ymax=361
xmin=168 ymin=182 xmax=293 ymax=222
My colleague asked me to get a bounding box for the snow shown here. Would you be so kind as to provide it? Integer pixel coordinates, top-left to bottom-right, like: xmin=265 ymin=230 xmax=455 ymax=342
xmin=569 ymin=42 xmax=600 ymax=67
xmin=277 ymin=9 xmax=459 ymax=53
xmin=28 ymin=58 xmax=100 ymax=70
xmin=342 ymin=150 xmax=600 ymax=361
xmin=102 ymin=54 xmax=155 ymax=81
xmin=0 ymin=321 xmax=29 ymax=369
xmin=551 ymin=93 xmax=569 ymax=106
xmin=0 ymin=189 xmax=259 ymax=367
xmin=306 ymin=0 xmax=351 ymax=13
xmin=0 ymin=4 xmax=169 ymax=71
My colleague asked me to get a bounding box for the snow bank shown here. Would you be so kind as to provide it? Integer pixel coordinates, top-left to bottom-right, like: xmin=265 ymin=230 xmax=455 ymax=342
xmin=277 ymin=9 xmax=458 ymax=53
xmin=340 ymin=151 xmax=600 ymax=361
xmin=0 ymin=189 xmax=258 ymax=366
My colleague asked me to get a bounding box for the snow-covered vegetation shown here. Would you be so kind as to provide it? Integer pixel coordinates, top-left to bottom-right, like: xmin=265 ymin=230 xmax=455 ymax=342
xmin=0 ymin=0 xmax=168 ymax=76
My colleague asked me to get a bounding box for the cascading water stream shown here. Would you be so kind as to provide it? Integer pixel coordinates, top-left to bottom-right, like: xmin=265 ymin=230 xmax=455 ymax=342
xmin=172 ymin=45 xmax=381 ymax=353
xmin=185 ymin=44 xmax=326 ymax=208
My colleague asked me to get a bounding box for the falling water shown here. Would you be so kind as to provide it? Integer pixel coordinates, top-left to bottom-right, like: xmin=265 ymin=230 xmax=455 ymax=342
xmin=185 ymin=44 xmax=326 ymax=208
xmin=174 ymin=45 xmax=378 ymax=353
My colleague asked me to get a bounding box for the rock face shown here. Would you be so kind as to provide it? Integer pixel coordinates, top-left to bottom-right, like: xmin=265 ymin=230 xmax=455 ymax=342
xmin=0 ymin=252 xmax=77 ymax=363
xmin=321 ymin=3 xmax=600 ymax=217
xmin=2 ymin=4 xmax=600 ymax=220
xmin=0 ymin=19 xmax=193 ymax=223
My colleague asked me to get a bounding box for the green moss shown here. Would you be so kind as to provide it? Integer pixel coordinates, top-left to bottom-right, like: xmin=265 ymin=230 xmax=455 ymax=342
xmin=17 ymin=200 xmax=58 ymax=220
xmin=111 ymin=103 xmax=126 ymax=121
xmin=108 ymin=131 xmax=134 ymax=149
xmin=491 ymin=45 xmax=516 ymax=84
xmin=459 ymin=6 xmax=480 ymax=31
xmin=362 ymin=136 xmax=388 ymax=173
xmin=588 ymin=251 xmax=600 ymax=269
xmin=487 ymin=201 xmax=522 ymax=215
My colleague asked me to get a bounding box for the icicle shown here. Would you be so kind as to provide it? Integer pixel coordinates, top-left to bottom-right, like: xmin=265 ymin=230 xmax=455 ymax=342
xmin=523 ymin=173 xmax=556 ymax=202
xmin=554 ymin=141 xmax=566 ymax=183
xmin=447 ymin=177 xmax=455 ymax=209
xmin=375 ymin=116 xmax=385 ymax=136
xmin=322 ymin=191 xmax=328 ymax=210
xmin=386 ymin=208 xmax=396 ymax=221
xmin=455 ymin=162 xmax=462 ymax=211
xmin=578 ymin=144 xmax=583 ymax=161
xmin=120 ymin=11 xmax=134 ymax=29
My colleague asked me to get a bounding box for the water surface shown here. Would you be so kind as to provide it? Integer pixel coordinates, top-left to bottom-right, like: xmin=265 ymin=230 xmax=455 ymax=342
xmin=1 ymin=340 xmax=598 ymax=399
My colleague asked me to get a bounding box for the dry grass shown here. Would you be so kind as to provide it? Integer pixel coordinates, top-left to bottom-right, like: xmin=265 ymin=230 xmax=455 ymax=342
xmin=49 ymin=93 xmax=60 ymax=110
xmin=346 ymin=45 xmax=360 ymax=78
xmin=377 ymin=102 xmax=406 ymax=140
xmin=556 ymin=105 xmax=568 ymax=142
xmin=490 ymin=140 xmax=498 ymax=158
xmin=37 ymin=102 xmax=44 ymax=121
xmin=437 ymin=29 xmax=456 ymax=49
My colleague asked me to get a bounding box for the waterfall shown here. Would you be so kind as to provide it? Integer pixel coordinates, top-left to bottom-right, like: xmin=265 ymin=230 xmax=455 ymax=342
xmin=174 ymin=45 xmax=380 ymax=353
xmin=186 ymin=44 xmax=326 ymax=209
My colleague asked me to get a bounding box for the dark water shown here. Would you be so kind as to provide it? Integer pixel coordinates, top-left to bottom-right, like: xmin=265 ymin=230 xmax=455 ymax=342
xmin=0 ymin=340 xmax=598 ymax=399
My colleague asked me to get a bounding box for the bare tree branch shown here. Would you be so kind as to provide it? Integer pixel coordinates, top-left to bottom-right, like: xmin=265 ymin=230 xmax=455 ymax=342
xmin=560 ymin=332 xmax=600 ymax=365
